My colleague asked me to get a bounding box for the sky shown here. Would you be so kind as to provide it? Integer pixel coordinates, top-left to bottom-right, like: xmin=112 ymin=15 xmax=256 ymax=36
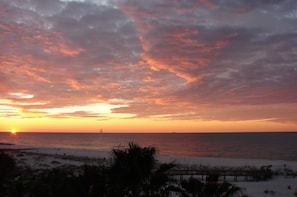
xmin=1 ymin=0 xmax=297 ymax=133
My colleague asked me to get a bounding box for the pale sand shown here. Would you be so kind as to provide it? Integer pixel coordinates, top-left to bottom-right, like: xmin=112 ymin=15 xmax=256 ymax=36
xmin=1 ymin=144 xmax=297 ymax=197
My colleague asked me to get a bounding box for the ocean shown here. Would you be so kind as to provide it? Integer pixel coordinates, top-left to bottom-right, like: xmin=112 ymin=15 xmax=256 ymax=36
xmin=1 ymin=132 xmax=297 ymax=161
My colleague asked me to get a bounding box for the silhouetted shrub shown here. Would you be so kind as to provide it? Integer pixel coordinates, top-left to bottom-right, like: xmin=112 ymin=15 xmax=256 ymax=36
xmin=28 ymin=168 xmax=85 ymax=197
xmin=0 ymin=144 xmax=247 ymax=197
xmin=181 ymin=177 xmax=204 ymax=196
xmin=181 ymin=174 xmax=244 ymax=197
xmin=107 ymin=142 xmax=176 ymax=196
xmin=0 ymin=152 xmax=16 ymax=184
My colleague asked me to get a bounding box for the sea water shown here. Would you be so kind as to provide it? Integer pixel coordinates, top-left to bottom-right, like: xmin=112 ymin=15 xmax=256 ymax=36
xmin=1 ymin=132 xmax=296 ymax=161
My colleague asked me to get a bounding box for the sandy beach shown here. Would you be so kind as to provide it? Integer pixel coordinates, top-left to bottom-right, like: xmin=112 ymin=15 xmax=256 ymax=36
xmin=1 ymin=144 xmax=297 ymax=197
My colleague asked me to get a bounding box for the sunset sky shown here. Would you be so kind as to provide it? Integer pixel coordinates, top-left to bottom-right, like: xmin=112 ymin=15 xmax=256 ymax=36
xmin=1 ymin=0 xmax=297 ymax=133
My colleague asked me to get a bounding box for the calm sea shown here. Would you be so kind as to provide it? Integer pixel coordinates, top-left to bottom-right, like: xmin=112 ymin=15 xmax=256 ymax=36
xmin=1 ymin=132 xmax=297 ymax=161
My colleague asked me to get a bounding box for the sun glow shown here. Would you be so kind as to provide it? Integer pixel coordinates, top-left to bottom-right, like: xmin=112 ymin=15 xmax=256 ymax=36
xmin=10 ymin=129 xmax=17 ymax=135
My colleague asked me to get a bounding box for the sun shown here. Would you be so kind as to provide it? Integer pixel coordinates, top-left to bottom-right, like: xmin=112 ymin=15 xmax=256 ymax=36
xmin=10 ymin=129 xmax=17 ymax=135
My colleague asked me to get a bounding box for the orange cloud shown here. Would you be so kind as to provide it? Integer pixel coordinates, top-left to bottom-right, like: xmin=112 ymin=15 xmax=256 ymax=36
xmin=0 ymin=82 xmax=11 ymax=92
xmin=138 ymin=26 xmax=232 ymax=83
xmin=59 ymin=44 xmax=82 ymax=56
xmin=44 ymin=43 xmax=82 ymax=57
xmin=1 ymin=0 xmax=297 ymax=133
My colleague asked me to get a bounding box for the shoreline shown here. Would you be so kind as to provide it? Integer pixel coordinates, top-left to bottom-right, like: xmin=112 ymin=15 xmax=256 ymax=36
xmin=2 ymin=144 xmax=297 ymax=169
xmin=1 ymin=144 xmax=297 ymax=196
xmin=2 ymin=132 xmax=297 ymax=162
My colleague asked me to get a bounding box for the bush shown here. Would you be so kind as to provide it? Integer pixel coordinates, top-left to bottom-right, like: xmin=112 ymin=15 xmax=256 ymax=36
xmin=28 ymin=168 xmax=85 ymax=197
xmin=0 ymin=152 xmax=16 ymax=183
xmin=181 ymin=175 xmax=244 ymax=197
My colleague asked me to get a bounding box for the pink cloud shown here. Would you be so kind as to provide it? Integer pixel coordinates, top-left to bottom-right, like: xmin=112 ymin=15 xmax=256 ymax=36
xmin=0 ymin=0 xmax=297 ymax=124
xmin=197 ymin=0 xmax=216 ymax=9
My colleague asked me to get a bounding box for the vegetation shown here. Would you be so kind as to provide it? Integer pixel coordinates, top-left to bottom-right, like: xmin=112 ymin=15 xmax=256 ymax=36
xmin=0 ymin=143 xmax=246 ymax=197
xmin=0 ymin=152 xmax=16 ymax=196
xmin=107 ymin=143 xmax=177 ymax=196
xmin=181 ymin=174 xmax=243 ymax=197
xmin=0 ymin=152 xmax=16 ymax=182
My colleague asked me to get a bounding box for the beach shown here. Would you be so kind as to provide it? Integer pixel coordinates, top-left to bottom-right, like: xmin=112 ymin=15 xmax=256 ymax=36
xmin=1 ymin=144 xmax=297 ymax=197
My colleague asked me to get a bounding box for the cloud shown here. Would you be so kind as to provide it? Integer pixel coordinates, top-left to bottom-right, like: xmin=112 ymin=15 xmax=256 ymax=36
xmin=1 ymin=0 xmax=297 ymax=124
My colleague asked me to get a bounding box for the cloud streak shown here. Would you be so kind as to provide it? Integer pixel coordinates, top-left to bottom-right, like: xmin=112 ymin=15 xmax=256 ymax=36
xmin=1 ymin=0 xmax=297 ymax=127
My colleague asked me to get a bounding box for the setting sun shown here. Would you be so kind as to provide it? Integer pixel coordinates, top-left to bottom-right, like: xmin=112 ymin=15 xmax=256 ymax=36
xmin=10 ymin=129 xmax=17 ymax=134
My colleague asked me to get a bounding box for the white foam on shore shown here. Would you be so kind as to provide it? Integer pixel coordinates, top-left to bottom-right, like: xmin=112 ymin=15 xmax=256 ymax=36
xmin=158 ymin=155 xmax=297 ymax=171
xmin=2 ymin=144 xmax=297 ymax=171
xmin=0 ymin=144 xmax=110 ymax=158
